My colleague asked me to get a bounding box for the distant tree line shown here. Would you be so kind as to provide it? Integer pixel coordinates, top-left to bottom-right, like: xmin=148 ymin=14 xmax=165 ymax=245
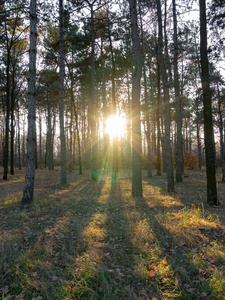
xmin=0 ymin=0 xmax=224 ymax=205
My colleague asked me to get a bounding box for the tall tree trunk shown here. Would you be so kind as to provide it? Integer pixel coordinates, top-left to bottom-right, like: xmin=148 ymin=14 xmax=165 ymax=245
xmin=21 ymin=0 xmax=37 ymax=205
xmin=69 ymin=99 xmax=73 ymax=172
xmin=90 ymin=2 xmax=98 ymax=180
xmin=107 ymin=9 xmax=118 ymax=181
xmin=70 ymin=87 xmax=83 ymax=175
xmin=156 ymin=61 xmax=161 ymax=175
xmin=223 ymin=120 xmax=225 ymax=182
xmin=10 ymin=99 xmax=15 ymax=175
xmin=3 ymin=50 xmax=10 ymax=180
xmin=59 ymin=0 xmax=67 ymax=184
xmin=199 ymin=0 xmax=217 ymax=205
xmin=38 ymin=108 xmax=42 ymax=167
xmin=139 ymin=3 xmax=152 ymax=178
xmin=46 ymin=92 xmax=52 ymax=170
xmin=129 ymin=0 xmax=143 ymax=197
xmin=173 ymin=0 xmax=183 ymax=182
xmin=22 ymin=115 xmax=26 ymax=167
xmin=164 ymin=0 xmax=172 ymax=85
xmin=101 ymin=38 xmax=108 ymax=156
xmin=127 ymin=73 xmax=131 ymax=169
xmin=217 ymin=80 xmax=225 ymax=181
xmin=196 ymin=100 xmax=202 ymax=169
xmin=156 ymin=0 xmax=174 ymax=192
xmin=17 ymin=108 xmax=21 ymax=170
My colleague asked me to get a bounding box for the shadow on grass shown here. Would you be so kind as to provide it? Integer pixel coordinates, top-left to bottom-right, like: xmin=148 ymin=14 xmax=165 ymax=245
xmin=133 ymin=195 xmax=215 ymax=299
xmin=0 ymin=176 xmax=105 ymax=299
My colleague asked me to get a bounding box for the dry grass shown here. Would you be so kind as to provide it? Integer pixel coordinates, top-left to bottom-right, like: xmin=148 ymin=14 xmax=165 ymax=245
xmin=0 ymin=167 xmax=224 ymax=299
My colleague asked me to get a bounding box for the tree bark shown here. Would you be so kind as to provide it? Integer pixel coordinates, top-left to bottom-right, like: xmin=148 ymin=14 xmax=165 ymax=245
xmin=173 ymin=0 xmax=183 ymax=183
xmin=17 ymin=108 xmax=21 ymax=170
xmin=90 ymin=2 xmax=98 ymax=180
xmin=199 ymin=0 xmax=218 ymax=205
xmin=129 ymin=0 xmax=143 ymax=197
xmin=139 ymin=3 xmax=152 ymax=178
xmin=59 ymin=0 xmax=67 ymax=184
xmin=156 ymin=60 xmax=161 ymax=176
xmin=156 ymin=0 xmax=174 ymax=192
xmin=38 ymin=108 xmax=42 ymax=167
xmin=196 ymin=99 xmax=202 ymax=169
xmin=107 ymin=9 xmax=119 ymax=181
xmin=21 ymin=0 xmax=37 ymax=205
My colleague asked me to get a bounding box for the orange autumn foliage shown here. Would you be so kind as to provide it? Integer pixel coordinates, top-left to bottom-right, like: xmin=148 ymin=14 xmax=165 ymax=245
xmin=184 ymin=151 xmax=199 ymax=169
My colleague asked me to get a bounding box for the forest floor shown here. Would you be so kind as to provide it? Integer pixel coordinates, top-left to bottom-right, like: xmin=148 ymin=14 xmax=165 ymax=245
xmin=0 ymin=167 xmax=225 ymax=300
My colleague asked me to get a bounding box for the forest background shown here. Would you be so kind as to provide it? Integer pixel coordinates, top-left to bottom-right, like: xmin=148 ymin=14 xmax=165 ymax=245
xmin=0 ymin=0 xmax=225 ymax=298
xmin=0 ymin=0 xmax=225 ymax=201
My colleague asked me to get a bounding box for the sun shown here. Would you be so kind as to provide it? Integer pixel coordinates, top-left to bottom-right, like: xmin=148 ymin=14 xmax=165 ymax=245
xmin=105 ymin=114 xmax=126 ymax=139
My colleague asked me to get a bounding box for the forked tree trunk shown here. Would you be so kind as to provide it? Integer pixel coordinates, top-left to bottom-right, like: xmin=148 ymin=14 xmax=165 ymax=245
xmin=129 ymin=0 xmax=143 ymax=197
xmin=21 ymin=0 xmax=37 ymax=205
xmin=199 ymin=0 xmax=217 ymax=205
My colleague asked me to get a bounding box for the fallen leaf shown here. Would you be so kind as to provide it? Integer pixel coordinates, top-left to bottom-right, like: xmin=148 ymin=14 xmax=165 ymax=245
xmin=149 ymin=271 xmax=156 ymax=278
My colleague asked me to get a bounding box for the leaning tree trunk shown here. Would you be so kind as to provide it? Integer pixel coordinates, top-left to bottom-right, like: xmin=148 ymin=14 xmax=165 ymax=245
xmin=129 ymin=0 xmax=143 ymax=197
xmin=59 ymin=0 xmax=67 ymax=184
xmin=21 ymin=0 xmax=37 ymax=205
xmin=199 ymin=0 xmax=217 ymax=205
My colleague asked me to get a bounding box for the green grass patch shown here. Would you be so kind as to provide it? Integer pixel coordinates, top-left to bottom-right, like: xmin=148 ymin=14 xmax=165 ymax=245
xmin=0 ymin=168 xmax=224 ymax=299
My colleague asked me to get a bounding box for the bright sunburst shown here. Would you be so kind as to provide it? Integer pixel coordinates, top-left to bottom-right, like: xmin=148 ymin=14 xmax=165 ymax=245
xmin=105 ymin=114 xmax=126 ymax=140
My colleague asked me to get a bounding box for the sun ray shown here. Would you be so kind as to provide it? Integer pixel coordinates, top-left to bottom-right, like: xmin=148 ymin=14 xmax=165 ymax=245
xmin=105 ymin=114 xmax=126 ymax=140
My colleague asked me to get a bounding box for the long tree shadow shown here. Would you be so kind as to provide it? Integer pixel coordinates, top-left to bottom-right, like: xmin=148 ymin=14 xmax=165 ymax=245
xmin=133 ymin=195 xmax=216 ymax=299
xmin=86 ymin=181 xmax=160 ymax=300
xmin=0 ymin=176 xmax=106 ymax=299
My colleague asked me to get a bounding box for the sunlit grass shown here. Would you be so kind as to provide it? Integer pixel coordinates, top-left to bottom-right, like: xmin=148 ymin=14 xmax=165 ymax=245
xmin=0 ymin=168 xmax=224 ymax=299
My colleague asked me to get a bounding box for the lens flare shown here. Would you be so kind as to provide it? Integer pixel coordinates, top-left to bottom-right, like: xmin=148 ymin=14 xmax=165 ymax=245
xmin=105 ymin=115 xmax=126 ymax=139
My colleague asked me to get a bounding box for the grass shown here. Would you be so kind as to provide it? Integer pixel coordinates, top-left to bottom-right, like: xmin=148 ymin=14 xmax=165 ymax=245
xmin=0 ymin=167 xmax=224 ymax=299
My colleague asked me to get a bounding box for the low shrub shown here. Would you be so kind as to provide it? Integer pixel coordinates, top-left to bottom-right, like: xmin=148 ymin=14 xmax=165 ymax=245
xmin=184 ymin=151 xmax=199 ymax=169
